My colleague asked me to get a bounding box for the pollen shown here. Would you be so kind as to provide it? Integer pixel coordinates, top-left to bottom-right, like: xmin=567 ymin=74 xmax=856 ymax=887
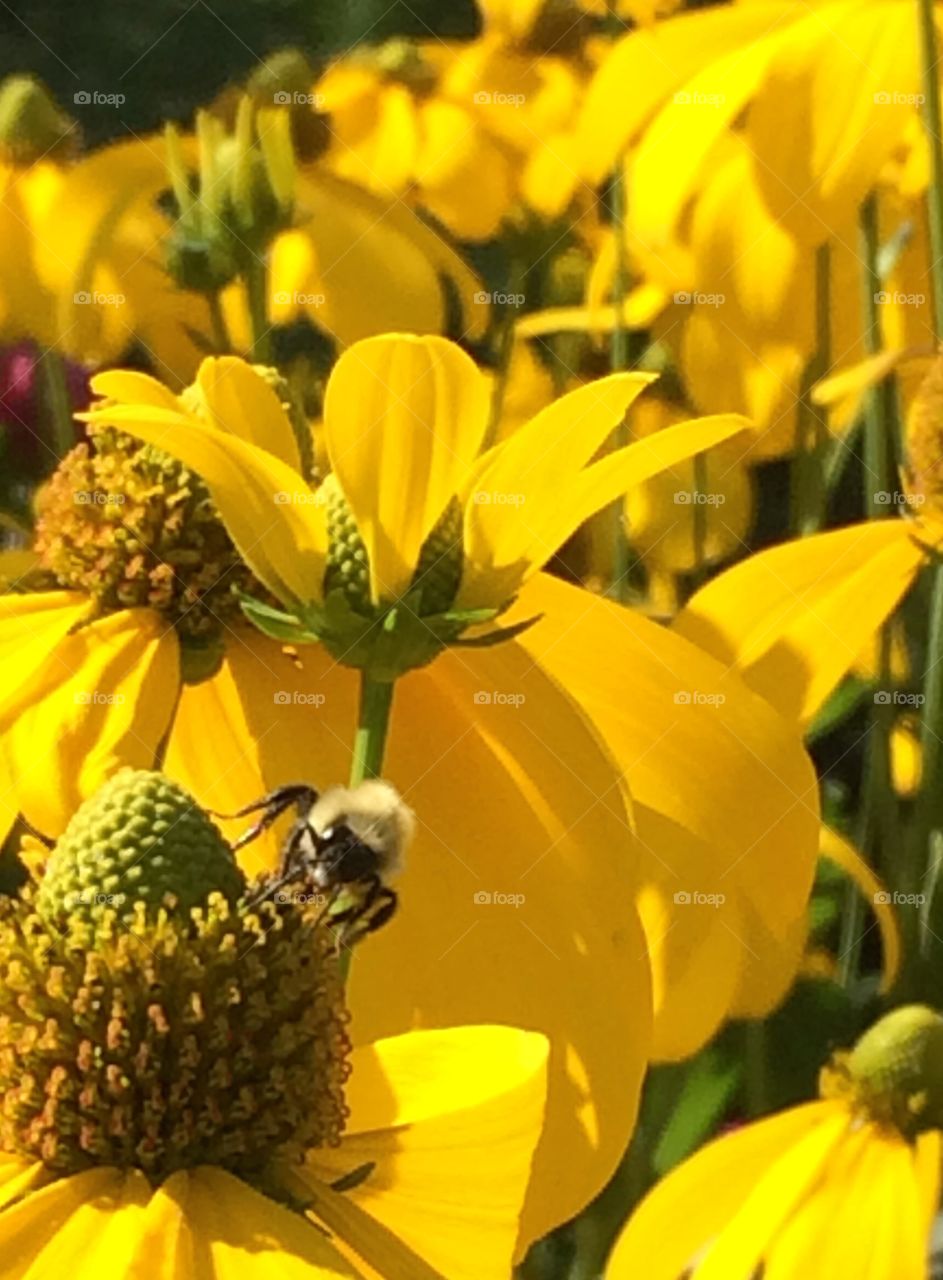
xmin=34 ymin=423 xmax=259 ymax=648
xmin=905 ymin=353 xmax=943 ymax=513
xmin=0 ymin=887 xmax=350 ymax=1185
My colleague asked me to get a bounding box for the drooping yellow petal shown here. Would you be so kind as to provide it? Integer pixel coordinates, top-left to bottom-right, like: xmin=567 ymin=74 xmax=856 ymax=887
xmin=4 ymin=608 xmax=180 ymax=838
xmin=166 ymin=626 xmax=652 ymax=1245
xmin=82 ymin=400 xmax=327 ymax=609
xmin=0 ymin=1158 xmax=46 ymax=1212
xmin=820 ymin=825 xmax=901 ymax=993
xmin=136 ymin=1169 xmax=362 ymax=1279
xmin=811 ymin=349 xmax=909 ymax=436
xmin=305 ymin=1028 xmax=548 ymax=1280
xmin=509 ymin=573 xmax=820 ymax=1060
xmin=580 ymin=2 xmax=796 ymax=182
xmin=459 ymin=372 xmax=657 ymax=607
xmin=605 ymin=1103 xmax=844 ymax=1280
xmin=323 ymin=334 xmax=491 ymax=602
xmin=692 ymin=1112 xmax=856 ymax=1280
xmin=0 ymin=1167 xmax=151 ymax=1280
xmin=88 ymin=369 xmax=182 ymax=412
xmin=191 ymin=357 xmax=301 ymax=470
xmin=674 ymin=521 xmax=926 ymax=728
xmin=0 ymin=591 xmax=89 ymax=725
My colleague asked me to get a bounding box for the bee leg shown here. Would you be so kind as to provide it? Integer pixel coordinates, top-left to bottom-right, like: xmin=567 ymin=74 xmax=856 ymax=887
xmin=211 ymin=784 xmax=319 ymax=852
xmin=333 ymin=880 xmax=398 ymax=951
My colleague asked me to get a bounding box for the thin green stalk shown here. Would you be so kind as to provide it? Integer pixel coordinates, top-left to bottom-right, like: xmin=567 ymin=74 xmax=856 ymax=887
xmin=608 ymin=162 xmax=632 ymax=601
xmin=909 ymin=0 xmax=943 ymax=994
xmin=207 ymin=290 xmax=233 ymax=354
xmin=690 ymin=452 xmax=709 ymax=590
xmin=918 ymin=0 xmax=943 ymax=335
xmin=860 ymin=193 xmax=897 ymax=518
xmin=244 ymin=255 xmax=272 ymax=364
xmin=349 ymin=674 xmax=396 ymax=789
xmin=339 ymin=674 xmax=396 ymax=982
xmin=794 ymin=243 xmax=831 ymax=534
xmin=484 ymin=257 xmax=526 ymax=451
xmin=40 ymin=348 xmax=74 ymax=460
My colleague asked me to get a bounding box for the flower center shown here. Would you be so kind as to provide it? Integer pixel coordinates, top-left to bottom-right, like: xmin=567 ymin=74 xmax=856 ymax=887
xmin=34 ymin=424 xmax=261 ymax=673
xmin=0 ymin=891 xmax=350 ymax=1186
xmin=819 ymin=1004 xmax=943 ymax=1138
xmin=0 ymin=770 xmax=350 ymax=1190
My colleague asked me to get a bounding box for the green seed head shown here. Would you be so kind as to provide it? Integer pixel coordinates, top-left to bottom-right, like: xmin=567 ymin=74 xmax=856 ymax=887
xmin=36 ymin=770 xmax=245 ymax=925
xmin=830 ymin=1005 xmax=943 ymax=1137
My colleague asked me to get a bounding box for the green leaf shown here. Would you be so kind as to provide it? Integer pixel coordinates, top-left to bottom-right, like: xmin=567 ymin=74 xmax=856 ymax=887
xmin=652 ymin=1047 xmax=741 ymax=1177
xmin=239 ymin=594 xmax=319 ymax=644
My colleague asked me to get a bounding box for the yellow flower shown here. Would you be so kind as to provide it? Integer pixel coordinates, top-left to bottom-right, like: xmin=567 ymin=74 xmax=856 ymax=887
xmin=0 ymin=773 xmax=549 ymax=1280
xmin=606 ymin=1006 xmax=943 ymax=1280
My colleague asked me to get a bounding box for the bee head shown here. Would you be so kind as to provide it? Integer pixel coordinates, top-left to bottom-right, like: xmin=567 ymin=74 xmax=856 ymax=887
xmin=307 ymin=780 xmax=414 ymax=877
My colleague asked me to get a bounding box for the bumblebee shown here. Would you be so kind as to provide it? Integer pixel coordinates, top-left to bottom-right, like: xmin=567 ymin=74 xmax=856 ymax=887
xmin=222 ymin=779 xmax=414 ymax=944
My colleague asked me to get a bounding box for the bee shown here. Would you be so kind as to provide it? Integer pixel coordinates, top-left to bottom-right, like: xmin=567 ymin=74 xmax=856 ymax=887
xmin=219 ymin=780 xmax=414 ymax=945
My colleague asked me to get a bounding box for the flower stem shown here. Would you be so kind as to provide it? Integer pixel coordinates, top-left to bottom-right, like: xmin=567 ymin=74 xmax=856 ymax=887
xmin=349 ymin=675 xmax=396 ymax=788
xmin=608 ymin=160 xmax=633 ymax=600
xmin=918 ymin=0 xmax=943 ymax=336
xmin=40 ymin=348 xmax=74 ymax=460
xmin=244 ymin=255 xmax=272 ymax=364
xmin=794 ymin=243 xmax=831 ymax=534
xmin=207 ymin=290 xmax=232 ymax=355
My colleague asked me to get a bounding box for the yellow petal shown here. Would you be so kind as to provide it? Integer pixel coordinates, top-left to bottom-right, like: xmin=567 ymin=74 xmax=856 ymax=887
xmin=191 ymin=357 xmax=301 ymax=470
xmin=605 ymin=1103 xmax=844 ymax=1280
xmin=166 ymin=627 xmax=652 ymax=1245
xmin=305 ymin=1028 xmax=547 ymax=1280
xmin=134 ymin=1169 xmax=361 ymax=1279
xmin=510 ymin=573 xmax=819 ymax=1060
xmin=0 ymin=591 xmax=88 ymax=725
xmin=580 ymin=2 xmax=796 ymax=182
xmin=0 ymin=1167 xmax=151 ymax=1280
xmin=811 ymin=349 xmax=909 ymax=436
xmin=692 ymin=1111 xmax=855 ymax=1280
xmin=819 ymin=825 xmax=901 ymax=993
xmin=4 ymin=608 xmax=179 ymax=837
xmin=82 ymin=402 xmax=326 ymax=609
xmin=89 ymin=369 xmax=182 ymax=412
xmin=459 ymin=373 xmax=657 ymax=608
xmin=675 ymin=521 xmax=926 ymax=728
xmin=0 ymin=1159 xmax=46 ymax=1212
xmin=323 ymin=334 xmax=491 ymax=602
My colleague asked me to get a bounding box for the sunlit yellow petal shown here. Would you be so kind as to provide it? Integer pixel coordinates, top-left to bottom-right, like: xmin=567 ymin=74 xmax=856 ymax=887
xmin=5 ymin=608 xmax=179 ymax=838
xmin=191 ymin=357 xmax=301 ymax=469
xmin=82 ymin=401 xmax=326 ymax=608
xmin=305 ymin=1028 xmax=547 ymax=1280
xmin=323 ymin=334 xmax=491 ymax=602
xmin=674 ymin=521 xmax=926 ymax=727
xmin=166 ymin=627 xmax=652 ymax=1244
xmin=0 ymin=591 xmax=89 ymax=725
xmin=605 ymin=1103 xmax=843 ymax=1280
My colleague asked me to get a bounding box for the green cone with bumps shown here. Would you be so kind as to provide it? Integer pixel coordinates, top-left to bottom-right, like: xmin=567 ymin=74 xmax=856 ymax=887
xmin=36 ymin=769 xmax=245 ymax=924
xmin=840 ymin=1004 xmax=943 ymax=1136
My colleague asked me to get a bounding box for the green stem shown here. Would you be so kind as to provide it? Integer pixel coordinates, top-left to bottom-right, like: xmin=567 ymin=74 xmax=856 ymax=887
xmin=40 ymin=348 xmax=75 ymax=460
xmin=860 ymin=193 xmax=897 ymax=518
xmin=207 ymin=290 xmax=233 ymax=355
xmin=244 ymin=255 xmax=272 ymax=364
xmin=794 ymin=243 xmax=831 ymax=534
xmin=484 ymin=257 xmax=526 ymax=451
xmin=690 ymin=452 xmax=709 ymax=590
xmin=918 ymin=0 xmax=943 ymax=337
xmin=608 ymin=161 xmax=633 ymax=601
xmin=349 ymin=675 xmax=396 ymax=787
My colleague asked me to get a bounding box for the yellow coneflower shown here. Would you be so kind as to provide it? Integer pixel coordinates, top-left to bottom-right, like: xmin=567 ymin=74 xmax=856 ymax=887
xmin=606 ymin=1005 xmax=943 ymax=1280
xmin=0 ymin=770 xmax=549 ymax=1279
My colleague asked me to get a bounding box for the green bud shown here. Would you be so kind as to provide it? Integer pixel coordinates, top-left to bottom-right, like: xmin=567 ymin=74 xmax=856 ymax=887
xmin=848 ymin=1005 xmax=943 ymax=1136
xmin=0 ymin=75 xmax=75 ymax=165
